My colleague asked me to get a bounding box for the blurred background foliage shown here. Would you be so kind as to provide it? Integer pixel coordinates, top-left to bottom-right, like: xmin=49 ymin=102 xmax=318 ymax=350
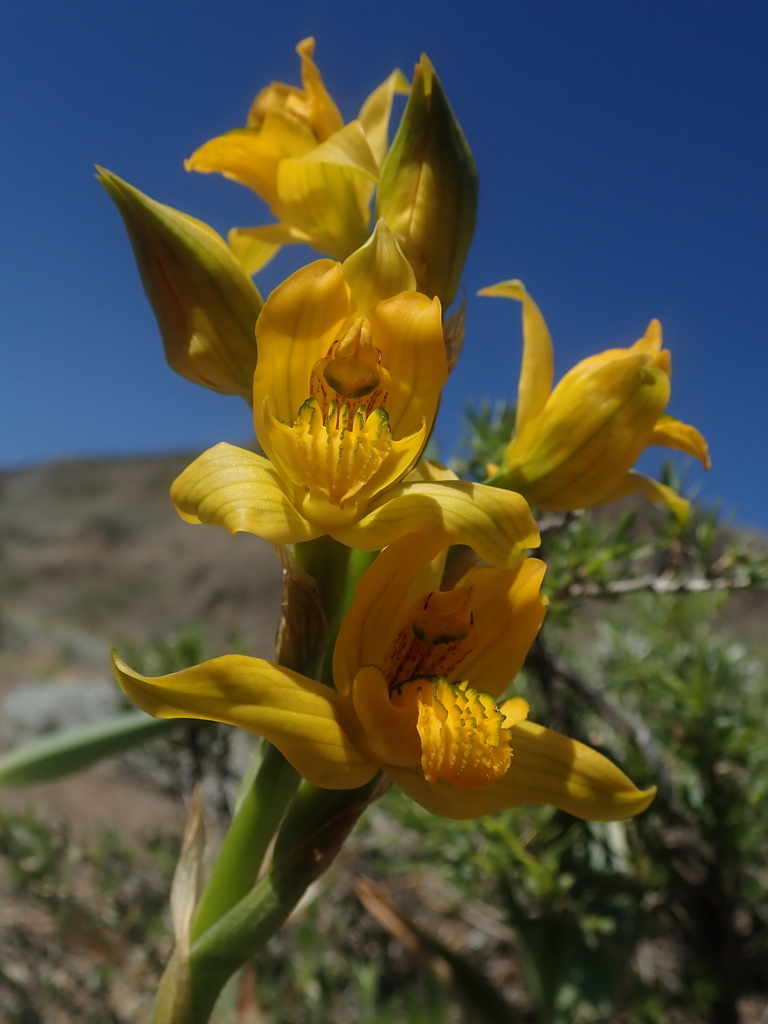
xmin=1 ymin=404 xmax=767 ymax=1023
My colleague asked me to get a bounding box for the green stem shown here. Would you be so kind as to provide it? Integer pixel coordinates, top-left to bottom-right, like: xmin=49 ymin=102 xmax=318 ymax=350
xmin=187 ymin=774 xmax=384 ymax=1023
xmin=190 ymin=744 xmax=299 ymax=942
xmin=294 ymin=535 xmax=351 ymax=639
xmin=293 ymin=538 xmax=376 ymax=688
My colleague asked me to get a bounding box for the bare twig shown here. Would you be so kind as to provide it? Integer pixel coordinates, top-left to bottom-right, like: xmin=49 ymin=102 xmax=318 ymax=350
xmin=560 ymin=573 xmax=757 ymax=600
xmin=354 ymin=876 xmax=522 ymax=1024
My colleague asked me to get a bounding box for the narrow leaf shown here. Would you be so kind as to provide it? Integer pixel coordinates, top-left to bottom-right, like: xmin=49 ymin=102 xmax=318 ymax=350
xmin=0 ymin=711 xmax=177 ymax=785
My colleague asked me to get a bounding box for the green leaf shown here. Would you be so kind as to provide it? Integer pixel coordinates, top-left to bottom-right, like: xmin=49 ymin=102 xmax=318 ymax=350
xmin=0 ymin=712 xmax=178 ymax=785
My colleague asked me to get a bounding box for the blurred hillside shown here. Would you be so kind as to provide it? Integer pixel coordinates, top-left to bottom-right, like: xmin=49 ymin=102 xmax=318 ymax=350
xmin=0 ymin=452 xmax=283 ymax=688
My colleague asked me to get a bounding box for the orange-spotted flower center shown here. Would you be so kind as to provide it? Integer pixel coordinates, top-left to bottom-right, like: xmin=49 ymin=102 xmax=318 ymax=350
xmin=309 ymin=317 xmax=391 ymax=428
xmin=380 ymin=588 xmax=530 ymax=789
xmin=266 ymin=315 xmax=424 ymax=520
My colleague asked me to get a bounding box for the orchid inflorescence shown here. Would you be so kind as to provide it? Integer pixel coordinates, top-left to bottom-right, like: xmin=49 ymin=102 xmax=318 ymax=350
xmin=98 ymin=37 xmax=709 ymax=1022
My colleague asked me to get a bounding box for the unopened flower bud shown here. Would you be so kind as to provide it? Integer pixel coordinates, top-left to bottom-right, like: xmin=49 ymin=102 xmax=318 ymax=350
xmin=376 ymin=54 xmax=478 ymax=309
xmin=98 ymin=168 xmax=263 ymax=402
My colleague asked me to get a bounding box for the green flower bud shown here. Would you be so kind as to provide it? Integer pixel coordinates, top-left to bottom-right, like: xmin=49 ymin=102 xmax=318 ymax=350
xmin=98 ymin=168 xmax=263 ymax=402
xmin=375 ymin=55 xmax=478 ymax=309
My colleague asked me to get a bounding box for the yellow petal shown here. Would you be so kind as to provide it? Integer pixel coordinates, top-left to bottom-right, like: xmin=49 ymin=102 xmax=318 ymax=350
xmin=549 ymin=321 xmax=668 ymax=382
xmin=334 ymin=534 xmax=450 ymax=695
xmin=600 ymin=470 xmax=691 ymax=523
xmin=450 ymin=558 xmax=547 ymax=698
xmin=366 ymin=292 xmax=447 ymax=439
xmin=170 ymin=442 xmax=320 ymax=544
xmin=631 ymin=318 xmax=663 ymax=356
xmin=245 ymin=39 xmax=343 ymax=143
xmin=229 ymin=223 xmax=309 ymax=276
xmin=358 ymin=68 xmax=411 ymax=167
xmin=347 ymin=665 xmax=422 ymax=767
xmin=478 ymin=280 xmax=554 ymax=438
xmin=185 ymin=112 xmax=316 ymax=210
xmin=111 ymin=651 xmax=376 ymax=789
xmin=294 ymin=37 xmax=344 ymax=142
xmin=506 ymin=353 xmax=671 ymax=509
xmin=341 ymin=219 xmax=417 ymax=315
xmin=294 ymin=119 xmax=380 ymax=180
xmin=500 ymin=696 xmax=530 ymax=728
xmin=246 ymin=81 xmax=307 ymax=128
xmin=650 ymin=413 xmax=711 ymax=469
xmin=404 ymin=459 xmax=458 ymax=483
xmin=275 ymin=121 xmax=378 ymax=259
xmin=387 ymin=720 xmax=656 ymax=821
xmin=253 ymin=259 xmax=353 ymax=432
xmin=336 ymin=479 xmax=540 ymax=569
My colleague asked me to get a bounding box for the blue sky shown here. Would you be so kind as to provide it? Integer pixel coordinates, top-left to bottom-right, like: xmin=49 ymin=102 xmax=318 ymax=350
xmin=1 ymin=0 xmax=766 ymax=526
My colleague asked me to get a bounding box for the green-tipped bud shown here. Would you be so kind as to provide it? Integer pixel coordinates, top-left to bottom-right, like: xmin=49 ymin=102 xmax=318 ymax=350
xmin=375 ymin=55 xmax=478 ymax=309
xmin=98 ymin=168 xmax=263 ymax=403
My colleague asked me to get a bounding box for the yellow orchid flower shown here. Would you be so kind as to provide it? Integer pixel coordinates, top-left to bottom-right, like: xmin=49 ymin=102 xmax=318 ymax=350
xmin=479 ymin=280 xmax=711 ymax=518
xmin=186 ymin=38 xmax=408 ymax=272
xmin=113 ymin=534 xmax=655 ymax=822
xmin=171 ymin=249 xmax=539 ymax=564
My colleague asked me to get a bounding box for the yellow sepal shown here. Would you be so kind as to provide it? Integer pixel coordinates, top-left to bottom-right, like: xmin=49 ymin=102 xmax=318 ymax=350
xmin=291 ymin=37 xmax=344 ymax=142
xmin=504 ymin=353 xmax=671 ymax=509
xmin=650 ymin=413 xmax=711 ymax=469
xmin=601 ymin=470 xmax=691 ymax=523
xmin=185 ymin=112 xmax=316 ymax=210
xmin=376 ymin=53 xmax=478 ymax=308
xmin=229 ymin=223 xmax=309 ymax=276
xmin=358 ymin=69 xmax=410 ymax=167
xmin=111 ymin=651 xmax=376 ymax=789
xmin=478 ymin=280 xmax=554 ymax=438
xmin=170 ymin=442 xmax=321 ymax=544
xmin=275 ymin=121 xmax=378 ymax=259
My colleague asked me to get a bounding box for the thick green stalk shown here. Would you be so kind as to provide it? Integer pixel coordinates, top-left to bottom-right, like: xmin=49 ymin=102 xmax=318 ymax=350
xmin=294 ymin=535 xmax=352 ymax=686
xmin=186 ymin=774 xmax=384 ymax=1023
xmin=190 ymin=745 xmax=299 ymax=942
